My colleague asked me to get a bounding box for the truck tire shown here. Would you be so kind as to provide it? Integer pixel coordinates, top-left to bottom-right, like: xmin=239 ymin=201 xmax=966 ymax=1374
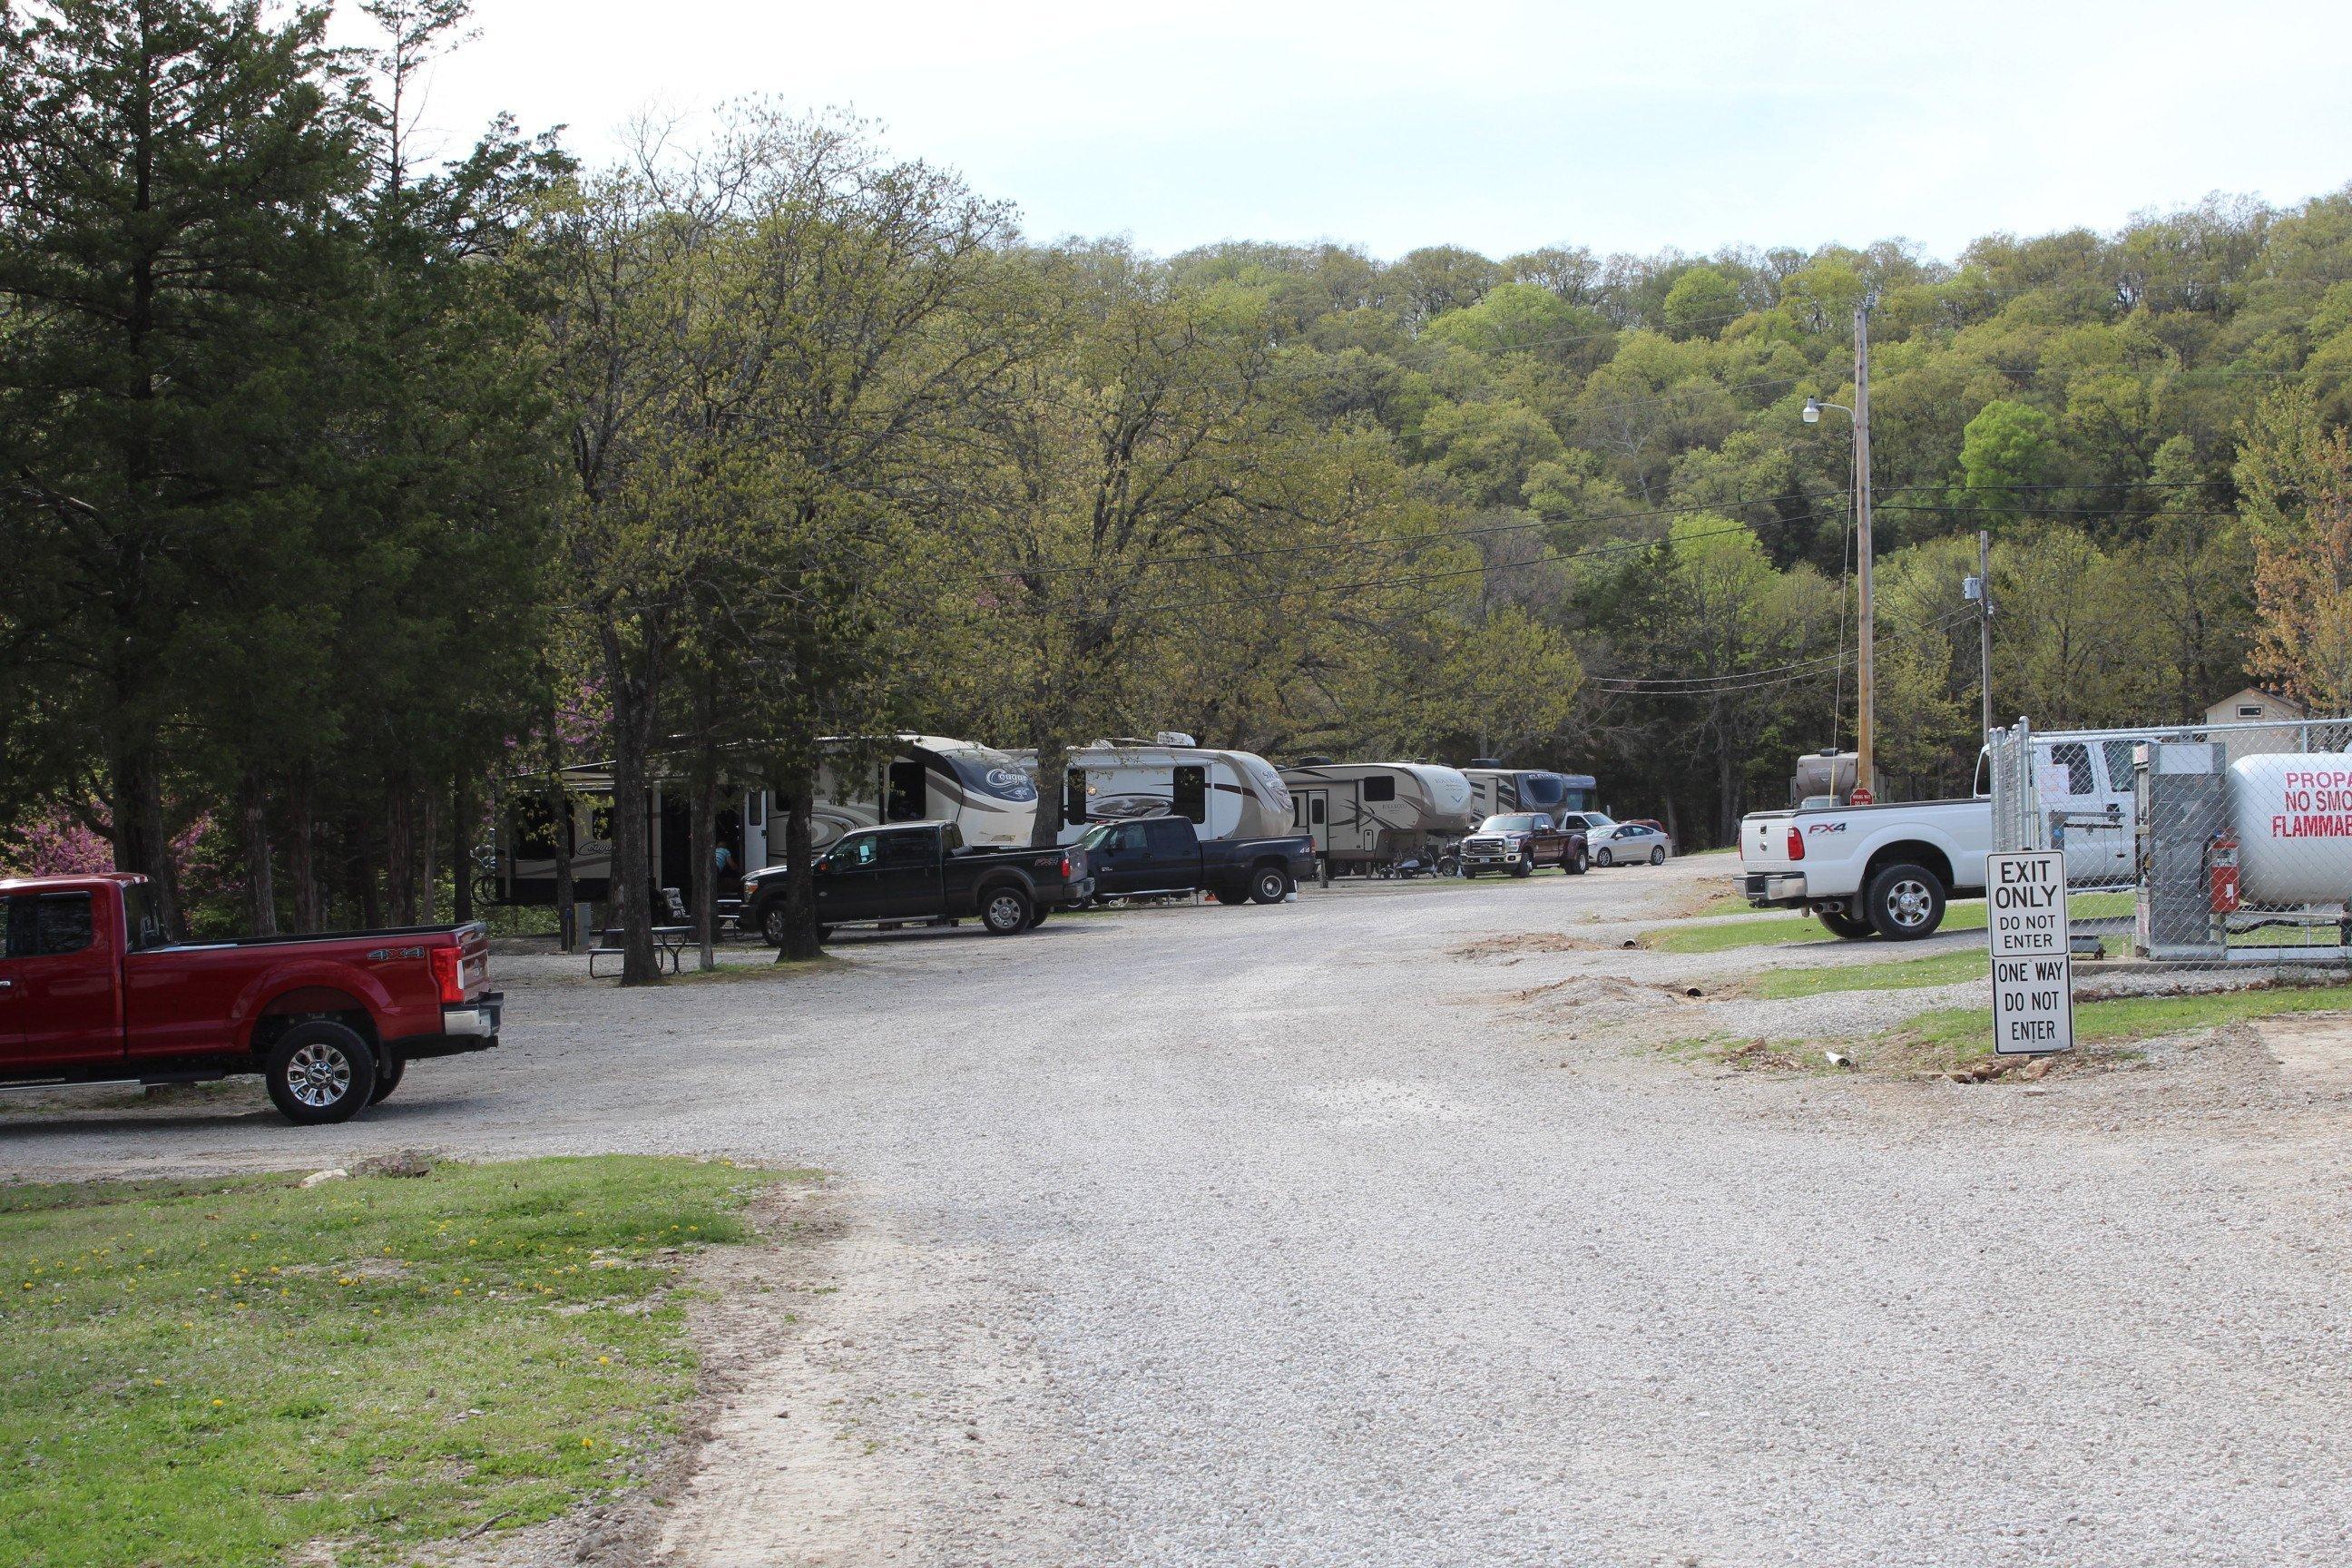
xmin=368 ymin=1051 xmax=406 ymax=1104
xmin=1249 ymin=866 xmax=1289 ymax=905
xmin=1818 ymin=907 xmax=1876 ymax=940
xmin=1566 ymin=848 xmax=1589 ymax=875
xmin=759 ymin=900 xmax=788 ymax=946
xmin=1864 ymin=862 xmax=1946 ymax=941
xmin=1026 ymin=905 xmax=1051 ymax=928
xmin=1511 ymin=859 xmax=1533 ymax=878
xmin=264 ymin=1021 xmax=378 ymax=1125
xmin=980 ymin=885 xmax=1032 ymax=935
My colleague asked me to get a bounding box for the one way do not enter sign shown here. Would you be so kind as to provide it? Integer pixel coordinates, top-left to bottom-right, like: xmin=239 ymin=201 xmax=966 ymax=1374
xmin=1987 ymin=850 xmax=2073 ymax=1055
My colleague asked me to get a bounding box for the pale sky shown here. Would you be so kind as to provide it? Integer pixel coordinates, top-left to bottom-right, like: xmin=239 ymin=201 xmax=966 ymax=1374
xmin=351 ymin=0 xmax=2352 ymax=263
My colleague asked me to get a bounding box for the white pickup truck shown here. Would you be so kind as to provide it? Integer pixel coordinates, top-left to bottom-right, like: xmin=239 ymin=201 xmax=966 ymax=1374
xmin=1738 ymin=799 xmax=1994 ymax=939
xmin=1739 ymin=737 xmax=2137 ymax=939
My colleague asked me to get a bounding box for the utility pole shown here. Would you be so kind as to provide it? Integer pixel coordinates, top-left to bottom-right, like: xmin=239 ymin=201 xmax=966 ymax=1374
xmin=1851 ymin=302 xmax=1876 ymax=799
xmin=1975 ymin=528 xmax=1995 ymax=735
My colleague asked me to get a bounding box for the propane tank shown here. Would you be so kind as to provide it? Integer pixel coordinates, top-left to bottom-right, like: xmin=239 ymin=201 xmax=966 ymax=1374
xmin=2227 ymin=753 xmax=2352 ymax=904
xmin=2208 ymin=833 xmax=2241 ymax=914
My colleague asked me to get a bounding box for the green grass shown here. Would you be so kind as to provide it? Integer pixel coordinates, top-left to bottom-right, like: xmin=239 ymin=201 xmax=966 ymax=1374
xmin=1642 ymin=889 xmax=2138 ymax=955
xmin=1893 ymin=982 xmax=2352 ymax=1058
xmin=1751 ymin=948 xmax=1991 ymax=998
xmin=0 ymin=1157 xmax=794 ymax=1567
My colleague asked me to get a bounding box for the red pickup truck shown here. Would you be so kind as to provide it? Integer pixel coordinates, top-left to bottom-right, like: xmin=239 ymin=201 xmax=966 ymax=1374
xmin=0 ymin=873 xmax=502 ymax=1124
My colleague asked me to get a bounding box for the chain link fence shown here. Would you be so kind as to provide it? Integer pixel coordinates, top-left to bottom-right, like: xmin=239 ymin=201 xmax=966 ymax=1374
xmin=1987 ymin=714 xmax=2352 ymax=968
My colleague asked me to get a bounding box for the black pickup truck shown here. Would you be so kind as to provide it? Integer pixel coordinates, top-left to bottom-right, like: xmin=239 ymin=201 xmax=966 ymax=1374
xmin=740 ymin=821 xmax=1093 ymax=940
xmin=1075 ymin=817 xmax=1317 ymax=906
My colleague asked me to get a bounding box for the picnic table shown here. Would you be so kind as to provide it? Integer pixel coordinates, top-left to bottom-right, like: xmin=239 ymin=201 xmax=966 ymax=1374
xmin=588 ymin=925 xmax=693 ymax=978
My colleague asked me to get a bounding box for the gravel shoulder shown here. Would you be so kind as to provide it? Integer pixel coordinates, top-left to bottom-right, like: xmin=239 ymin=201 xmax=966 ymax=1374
xmin=9 ymin=858 xmax=2352 ymax=1566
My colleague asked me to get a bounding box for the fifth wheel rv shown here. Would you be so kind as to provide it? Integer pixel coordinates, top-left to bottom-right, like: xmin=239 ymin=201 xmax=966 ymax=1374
xmin=1030 ymin=734 xmax=1294 ymax=847
xmin=1459 ymin=764 xmax=1598 ymax=820
xmin=1278 ymin=760 xmax=1479 ymax=874
xmin=491 ymin=734 xmax=1037 ymax=907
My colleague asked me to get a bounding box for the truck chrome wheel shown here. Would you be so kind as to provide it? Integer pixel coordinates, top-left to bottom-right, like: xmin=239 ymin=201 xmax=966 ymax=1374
xmin=263 ymin=1020 xmax=377 ymax=1124
xmin=1886 ymin=878 xmax=1934 ymax=927
xmin=982 ymin=889 xmax=1032 ymax=935
xmin=1865 ymin=861 xmax=1947 ymax=941
xmin=286 ymin=1042 xmax=352 ymax=1107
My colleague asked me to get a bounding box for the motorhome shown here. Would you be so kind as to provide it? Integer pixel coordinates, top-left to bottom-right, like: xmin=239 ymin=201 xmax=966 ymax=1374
xmin=1278 ymin=760 xmax=1479 ymax=874
xmin=491 ymin=734 xmax=1038 ymax=906
xmin=1026 ymin=734 xmax=1294 ymax=848
xmin=1459 ymin=764 xmax=1598 ymax=821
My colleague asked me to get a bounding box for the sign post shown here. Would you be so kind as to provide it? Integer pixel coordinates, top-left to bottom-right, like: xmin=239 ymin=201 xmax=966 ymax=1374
xmin=1987 ymin=850 xmax=2073 ymax=1055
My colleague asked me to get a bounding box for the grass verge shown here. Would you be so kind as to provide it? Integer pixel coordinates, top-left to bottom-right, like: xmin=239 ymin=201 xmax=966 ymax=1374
xmin=0 ymin=1156 xmax=793 ymax=1568
xmin=1749 ymin=949 xmax=1991 ymax=998
xmin=1890 ymin=982 xmax=2352 ymax=1061
xmin=1642 ymin=890 xmax=2135 ymax=954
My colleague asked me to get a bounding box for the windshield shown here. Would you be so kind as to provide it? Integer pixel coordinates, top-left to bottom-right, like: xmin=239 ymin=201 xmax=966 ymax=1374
xmin=1481 ymin=814 xmax=1543 ymax=833
xmin=1520 ymin=773 xmax=1566 ymax=808
xmin=1581 ymin=811 xmax=1616 ymax=828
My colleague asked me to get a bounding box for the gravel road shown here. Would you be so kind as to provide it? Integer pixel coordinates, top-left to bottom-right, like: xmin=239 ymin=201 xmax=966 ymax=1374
xmin=9 ymin=861 xmax=2352 ymax=1566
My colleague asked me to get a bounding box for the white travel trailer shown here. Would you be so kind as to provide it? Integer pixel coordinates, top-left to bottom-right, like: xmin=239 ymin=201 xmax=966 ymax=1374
xmin=1279 ymin=760 xmax=1478 ymax=873
xmin=1022 ymin=734 xmax=1294 ymax=848
xmin=492 ymin=734 xmax=1037 ymax=906
xmin=1459 ymin=764 xmax=1598 ymax=821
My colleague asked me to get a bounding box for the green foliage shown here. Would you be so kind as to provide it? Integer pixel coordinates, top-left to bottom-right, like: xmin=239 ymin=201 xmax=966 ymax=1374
xmin=1661 ymin=266 xmax=1743 ymax=338
xmin=1961 ymin=397 xmax=2060 ymax=497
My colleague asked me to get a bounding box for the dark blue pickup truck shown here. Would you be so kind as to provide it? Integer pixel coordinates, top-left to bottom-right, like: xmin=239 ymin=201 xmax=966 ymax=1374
xmin=741 ymin=821 xmax=1092 ymax=940
xmin=1075 ymin=817 xmax=1316 ymax=906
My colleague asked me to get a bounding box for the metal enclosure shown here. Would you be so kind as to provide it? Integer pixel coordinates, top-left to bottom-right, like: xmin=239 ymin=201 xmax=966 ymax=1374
xmin=2133 ymin=740 xmax=2227 ymax=962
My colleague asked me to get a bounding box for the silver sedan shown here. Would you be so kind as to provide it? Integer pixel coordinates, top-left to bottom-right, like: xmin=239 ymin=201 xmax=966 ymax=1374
xmin=1591 ymin=821 xmax=1672 ymax=867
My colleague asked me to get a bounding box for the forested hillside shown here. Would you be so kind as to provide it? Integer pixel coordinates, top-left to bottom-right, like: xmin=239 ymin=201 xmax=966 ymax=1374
xmin=5 ymin=0 xmax=2350 ymax=963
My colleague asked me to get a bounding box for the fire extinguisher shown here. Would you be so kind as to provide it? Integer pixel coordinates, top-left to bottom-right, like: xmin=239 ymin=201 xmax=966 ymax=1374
xmin=2209 ymin=833 xmax=2241 ymax=914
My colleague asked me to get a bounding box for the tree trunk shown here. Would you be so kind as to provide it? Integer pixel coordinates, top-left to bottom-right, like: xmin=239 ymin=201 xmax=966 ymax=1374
xmin=109 ymin=743 xmax=182 ymax=938
xmin=691 ymin=760 xmax=720 ymax=973
xmin=289 ymin=770 xmax=321 ymax=932
xmin=602 ymin=638 xmax=662 ymax=985
xmin=386 ymin=788 xmax=416 ymax=925
xmin=357 ymin=819 xmax=382 ymax=930
xmin=419 ymin=791 xmax=440 ymax=925
xmin=451 ymin=771 xmax=474 ymax=924
xmin=774 ymin=761 xmax=824 ymax=962
xmin=549 ymin=774 xmax=577 ymax=952
xmin=240 ymin=768 xmax=278 ymax=936
xmin=1028 ymin=733 xmax=1069 ymax=849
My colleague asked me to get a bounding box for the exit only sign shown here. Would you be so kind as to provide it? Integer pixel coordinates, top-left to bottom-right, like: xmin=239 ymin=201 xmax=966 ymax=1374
xmin=1987 ymin=850 xmax=2073 ymax=1055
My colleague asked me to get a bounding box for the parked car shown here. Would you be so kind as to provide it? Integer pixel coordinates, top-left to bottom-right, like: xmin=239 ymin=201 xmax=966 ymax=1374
xmin=740 ymin=820 xmax=1093 ymax=941
xmin=1076 ymin=817 xmax=1316 ymax=906
xmin=1592 ymin=822 xmax=1673 ymax=867
xmin=0 ymin=873 xmax=501 ymax=1124
xmin=1457 ymin=813 xmax=1589 ymax=877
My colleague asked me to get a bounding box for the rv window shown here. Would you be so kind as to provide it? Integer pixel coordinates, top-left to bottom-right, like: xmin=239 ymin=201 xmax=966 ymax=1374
xmin=885 ymin=760 xmax=926 ymax=821
xmin=2101 ymin=740 xmax=2139 ymax=792
xmin=1362 ymin=776 xmax=1396 ymax=803
xmin=1521 ymin=774 xmax=1564 ymax=808
xmin=587 ymin=800 xmax=614 ymax=845
xmin=1064 ymin=769 xmax=1088 ymax=826
xmin=1308 ymin=798 xmax=1324 ymax=825
xmin=2051 ymin=742 xmax=2094 ymax=796
xmin=1172 ymin=765 xmax=1207 ymax=824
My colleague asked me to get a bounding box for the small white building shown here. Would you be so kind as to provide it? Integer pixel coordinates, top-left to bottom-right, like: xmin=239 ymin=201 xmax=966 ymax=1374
xmin=2203 ymin=688 xmax=2312 ymax=764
